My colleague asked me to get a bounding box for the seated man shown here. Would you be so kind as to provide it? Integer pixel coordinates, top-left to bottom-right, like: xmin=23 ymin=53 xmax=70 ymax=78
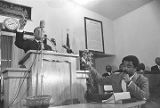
xmin=102 ymin=65 xmax=112 ymax=77
xmin=89 ymin=55 xmax=149 ymax=100
xmin=15 ymin=17 xmax=52 ymax=53
xmin=151 ymin=57 xmax=160 ymax=73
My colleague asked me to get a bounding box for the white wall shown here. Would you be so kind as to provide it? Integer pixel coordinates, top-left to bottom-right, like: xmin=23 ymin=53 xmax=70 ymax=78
xmin=0 ymin=0 xmax=115 ymax=55
xmin=113 ymin=0 xmax=160 ymax=70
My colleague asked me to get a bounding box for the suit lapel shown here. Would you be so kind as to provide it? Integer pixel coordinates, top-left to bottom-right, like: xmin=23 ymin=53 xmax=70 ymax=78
xmin=132 ymin=73 xmax=138 ymax=83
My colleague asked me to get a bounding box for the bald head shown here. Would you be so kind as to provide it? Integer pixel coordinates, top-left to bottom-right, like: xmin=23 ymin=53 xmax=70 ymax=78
xmin=34 ymin=27 xmax=42 ymax=40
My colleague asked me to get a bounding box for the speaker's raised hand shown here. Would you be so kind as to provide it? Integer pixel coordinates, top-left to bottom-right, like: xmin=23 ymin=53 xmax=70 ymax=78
xmin=18 ymin=14 xmax=27 ymax=30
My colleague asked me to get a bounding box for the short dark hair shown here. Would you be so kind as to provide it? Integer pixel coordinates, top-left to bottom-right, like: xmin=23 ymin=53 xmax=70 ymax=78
xmin=122 ymin=55 xmax=139 ymax=68
xmin=137 ymin=63 xmax=145 ymax=71
xmin=106 ymin=65 xmax=112 ymax=69
xmin=105 ymin=65 xmax=112 ymax=72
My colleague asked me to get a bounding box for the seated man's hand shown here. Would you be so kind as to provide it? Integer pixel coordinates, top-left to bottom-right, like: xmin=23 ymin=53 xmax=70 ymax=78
xmin=122 ymin=73 xmax=130 ymax=84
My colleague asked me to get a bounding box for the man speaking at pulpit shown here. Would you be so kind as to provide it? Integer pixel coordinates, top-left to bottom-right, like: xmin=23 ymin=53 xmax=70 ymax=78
xmin=15 ymin=17 xmax=52 ymax=53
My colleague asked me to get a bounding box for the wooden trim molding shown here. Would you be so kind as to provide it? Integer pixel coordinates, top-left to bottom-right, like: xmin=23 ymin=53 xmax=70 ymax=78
xmin=1 ymin=29 xmax=34 ymax=39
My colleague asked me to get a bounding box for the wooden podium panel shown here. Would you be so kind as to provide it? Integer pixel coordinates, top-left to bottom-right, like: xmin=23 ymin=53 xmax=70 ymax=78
xmin=1 ymin=68 xmax=29 ymax=108
xmin=19 ymin=50 xmax=86 ymax=106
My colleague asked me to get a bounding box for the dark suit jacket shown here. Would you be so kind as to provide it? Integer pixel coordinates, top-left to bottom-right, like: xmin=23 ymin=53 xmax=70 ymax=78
xmin=15 ymin=31 xmax=52 ymax=53
xmin=90 ymin=67 xmax=149 ymax=100
xmin=151 ymin=65 xmax=160 ymax=73
xmin=102 ymin=72 xmax=111 ymax=77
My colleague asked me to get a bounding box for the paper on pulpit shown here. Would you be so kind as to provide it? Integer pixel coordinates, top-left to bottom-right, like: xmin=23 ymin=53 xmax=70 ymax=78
xmin=102 ymin=92 xmax=131 ymax=103
xmin=104 ymin=85 xmax=113 ymax=91
xmin=114 ymin=92 xmax=131 ymax=101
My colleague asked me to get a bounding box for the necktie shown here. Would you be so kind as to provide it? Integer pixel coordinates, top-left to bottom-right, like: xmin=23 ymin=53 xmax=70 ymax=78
xmin=121 ymin=79 xmax=127 ymax=92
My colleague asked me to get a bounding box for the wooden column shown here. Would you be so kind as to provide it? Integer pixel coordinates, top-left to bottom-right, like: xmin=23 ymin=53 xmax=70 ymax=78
xmin=1 ymin=68 xmax=29 ymax=108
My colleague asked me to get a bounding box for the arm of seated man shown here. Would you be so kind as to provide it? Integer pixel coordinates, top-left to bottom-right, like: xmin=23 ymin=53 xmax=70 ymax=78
xmin=127 ymin=75 xmax=149 ymax=100
xmin=89 ymin=67 xmax=112 ymax=85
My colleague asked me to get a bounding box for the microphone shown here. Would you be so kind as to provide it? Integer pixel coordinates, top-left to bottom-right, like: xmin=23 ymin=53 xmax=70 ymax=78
xmin=44 ymin=36 xmax=56 ymax=46
xmin=40 ymin=20 xmax=45 ymax=29
xmin=43 ymin=35 xmax=57 ymax=52
xmin=62 ymin=45 xmax=73 ymax=53
xmin=50 ymin=38 xmax=56 ymax=46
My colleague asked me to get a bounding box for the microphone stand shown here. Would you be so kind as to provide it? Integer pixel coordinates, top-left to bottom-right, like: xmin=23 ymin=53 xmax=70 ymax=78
xmin=40 ymin=40 xmax=44 ymax=96
xmin=26 ymin=24 xmax=51 ymax=108
xmin=35 ymin=34 xmax=44 ymax=96
xmin=40 ymin=28 xmax=46 ymax=96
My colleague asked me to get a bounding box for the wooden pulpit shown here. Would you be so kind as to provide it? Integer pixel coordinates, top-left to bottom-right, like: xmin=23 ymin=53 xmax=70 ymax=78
xmin=18 ymin=50 xmax=86 ymax=106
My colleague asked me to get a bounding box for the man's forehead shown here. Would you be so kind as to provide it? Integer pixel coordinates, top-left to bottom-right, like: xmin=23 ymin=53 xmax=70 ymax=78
xmin=123 ymin=61 xmax=134 ymax=66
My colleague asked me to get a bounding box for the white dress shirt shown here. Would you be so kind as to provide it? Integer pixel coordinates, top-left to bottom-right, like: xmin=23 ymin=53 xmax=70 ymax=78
xmin=121 ymin=73 xmax=135 ymax=92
